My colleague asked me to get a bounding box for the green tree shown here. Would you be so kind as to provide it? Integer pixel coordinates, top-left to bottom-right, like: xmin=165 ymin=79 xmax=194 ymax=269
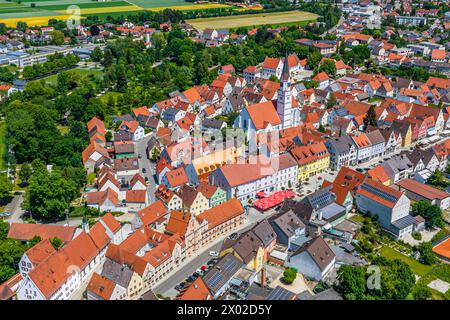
xmin=412 ymin=200 xmax=444 ymax=228
xmin=50 ymin=30 xmax=65 ymax=46
xmin=50 ymin=237 xmax=62 ymax=250
xmin=318 ymin=124 xmax=326 ymax=133
xmin=318 ymin=59 xmax=336 ymax=76
xmin=417 ymin=242 xmax=437 ymax=265
xmin=282 ymin=267 xmax=297 ymax=284
xmin=25 ymin=170 xmax=79 ymax=221
xmin=336 ymin=265 xmax=367 ymax=300
xmin=427 ymin=170 xmax=448 ymax=190
xmin=91 ymin=47 xmax=103 ymax=62
xmin=412 ymin=284 xmax=432 ymax=300
xmin=307 ymin=51 xmax=322 ymax=70
xmin=19 ymin=163 xmax=33 ymax=186
xmin=363 ymin=105 xmax=377 ymax=131
xmin=0 ymin=174 xmax=12 ymax=205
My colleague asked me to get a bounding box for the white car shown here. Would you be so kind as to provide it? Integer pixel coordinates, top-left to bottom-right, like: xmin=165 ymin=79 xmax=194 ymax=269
xmin=209 ymin=251 xmax=219 ymax=257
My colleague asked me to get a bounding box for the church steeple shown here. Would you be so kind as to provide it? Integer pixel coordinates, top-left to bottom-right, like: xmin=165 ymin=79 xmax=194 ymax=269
xmin=281 ymin=52 xmax=290 ymax=82
xmin=277 ymin=52 xmax=293 ymax=129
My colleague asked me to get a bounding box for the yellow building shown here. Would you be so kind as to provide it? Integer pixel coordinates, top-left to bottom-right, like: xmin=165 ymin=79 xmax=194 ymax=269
xmin=290 ymin=142 xmax=330 ymax=182
xmin=192 ymin=145 xmax=244 ymax=180
xmin=127 ymin=272 xmax=144 ymax=300
xmin=178 ymin=185 xmax=210 ymax=216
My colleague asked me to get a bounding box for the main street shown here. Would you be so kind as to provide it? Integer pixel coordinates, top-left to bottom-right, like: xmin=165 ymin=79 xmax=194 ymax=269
xmin=153 ymin=207 xmax=277 ymax=298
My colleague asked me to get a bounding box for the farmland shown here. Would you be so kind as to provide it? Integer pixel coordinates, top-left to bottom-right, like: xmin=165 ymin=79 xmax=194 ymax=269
xmin=186 ymin=10 xmax=319 ymax=31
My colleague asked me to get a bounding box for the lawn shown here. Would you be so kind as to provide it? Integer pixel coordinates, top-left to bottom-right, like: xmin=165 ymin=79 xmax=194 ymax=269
xmin=0 ymin=120 xmax=6 ymax=171
xmin=187 ymin=10 xmax=318 ymax=31
xmin=379 ymin=246 xmax=434 ymax=276
xmin=40 ymin=68 xmax=104 ymax=85
xmin=127 ymin=0 xmax=189 ymax=9
xmin=349 ymin=214 xmax=366 ymax=223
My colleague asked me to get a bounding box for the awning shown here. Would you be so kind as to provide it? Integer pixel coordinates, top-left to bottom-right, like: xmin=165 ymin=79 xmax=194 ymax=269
xmin=253 ymin=190 xmax=296 ymax=211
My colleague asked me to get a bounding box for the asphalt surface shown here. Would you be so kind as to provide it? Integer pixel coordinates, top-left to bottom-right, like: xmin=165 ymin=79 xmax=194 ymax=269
xmin=5 ymin=191 xmax=25 ymax=224
xmin=135 ymin=133 xmax=157 ymax=204
xmin=153 ymin=207 xmax=277 ymax=298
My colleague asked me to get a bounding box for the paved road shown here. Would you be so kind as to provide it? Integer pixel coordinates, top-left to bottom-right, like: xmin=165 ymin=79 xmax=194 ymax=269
xmin=153 ymin=207 xmax=277 ymax=298
xmin=5 ymin=192 xmax=25 ymax=224
xmin=135 ymin=133 xmax=157 ymax=204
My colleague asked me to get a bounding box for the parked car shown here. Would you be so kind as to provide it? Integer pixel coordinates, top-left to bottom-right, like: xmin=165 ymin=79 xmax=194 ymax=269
xmin=209 ymin=251 xmax=219 ymax=257
xmin=186 ymin=275 xmax=196 ymax=283
xmin=142 ymin=168 xmax=146 ymax=173
xmin=0 ymin=212 xmax=10 ymax=217
xmin=175 ymin=285 xmax=184 ymax=291
xmin=229 ymin=232 xmax=238 ymax=240
xmin=193 ymin=272 xmax=200 ymax=278
xmin=138 ymin=154 xmax=142 ymax=159
xmin=207 ymin=259 xmax=216 ymax=266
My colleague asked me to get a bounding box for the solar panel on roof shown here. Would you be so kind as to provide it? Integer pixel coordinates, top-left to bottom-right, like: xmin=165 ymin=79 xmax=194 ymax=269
xmin=361 ymin=183 xmax=398 ymax=203
xmin=267 ymin=286 xmax=294 ymax=300
xmin=206 ymin=272 xmax=224 ymax=290
xmin=222 ymin=259 xmax=238 ymax=273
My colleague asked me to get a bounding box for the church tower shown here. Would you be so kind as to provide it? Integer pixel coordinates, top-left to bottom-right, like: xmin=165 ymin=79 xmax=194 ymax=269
xmin=277 ymin=54 xmax=293 ymax=129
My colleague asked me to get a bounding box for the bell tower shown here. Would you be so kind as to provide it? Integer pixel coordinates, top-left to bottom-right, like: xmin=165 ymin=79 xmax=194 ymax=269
xmin=277 ymin=53 xmax=292 ymax=129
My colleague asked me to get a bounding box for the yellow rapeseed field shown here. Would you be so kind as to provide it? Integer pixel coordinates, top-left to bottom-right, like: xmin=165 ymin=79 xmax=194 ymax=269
xmin=147 ymin=3 xmax=230 ymax=11
xmin=1 ymin=15 xmax=82 ymax=27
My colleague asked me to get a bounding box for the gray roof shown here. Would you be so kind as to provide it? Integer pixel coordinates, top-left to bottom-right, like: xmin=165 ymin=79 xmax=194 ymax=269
xmin=292 ymin=237 xmax=335 ymax=271
xmin=203 ymin=253 xmax=241 ymax=296
xmin=406 ymin=148 xmax=435 ymax=167
xmin=382 ymin=154 xmax=413 ymax=174
xmin=202 ymin=118 xmax=225 ymax=130
xmin=366 ymin=129 xmax=386 ymax=146
xmin=326 ymin=135 xmax=355 ymax=154
xmin=320 ymin=202 xmax=346 ymax=221
xmin=297 ymin=288 xmax=343 ymax=300
xmin=391 ymin=214 xmax=416 ymax=231
xmin=101 ymin=259 xmax=133 ymax=288
xmin=270 ymin=209 xmax=305 ymax=239
xmin=266 ymin=286 xmax=296 ymax=300
xmin=250 ymin=219 xmax=276 ymax=248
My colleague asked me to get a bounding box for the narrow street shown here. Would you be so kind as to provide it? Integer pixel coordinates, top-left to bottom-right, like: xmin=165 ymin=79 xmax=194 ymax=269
xmin=5 ymin=191 xmax=25 ymax=225
xmin=135 ymin=133 xmax=157 ymax=204
xmin=153 ymin=207 xmax=278 ymax=298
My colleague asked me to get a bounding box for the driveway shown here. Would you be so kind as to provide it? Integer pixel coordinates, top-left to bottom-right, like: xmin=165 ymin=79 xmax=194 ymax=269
xmin=5 ymin=191 xmax=25 ymax=224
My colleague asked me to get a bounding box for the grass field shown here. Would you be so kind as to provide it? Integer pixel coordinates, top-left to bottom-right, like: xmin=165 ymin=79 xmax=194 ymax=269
xmin=379 ymin=246 xmax=434 ymax=276
xmin=40 ymin=67 xmax=104 ymax=85
xmin=187 ymin=10 xmax=318 ymax=31
xmin=126 ymin=0 xmax=188 ymax=9
xmin=147 ymin=3 xmax=230 ymax=11
xmin=35 ymin=1 xmax=132 ymax=10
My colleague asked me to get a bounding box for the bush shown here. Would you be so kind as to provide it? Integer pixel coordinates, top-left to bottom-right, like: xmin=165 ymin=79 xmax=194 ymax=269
xmin=412 ymin=231 xmax=422 ymax=241
xmin=283 ymin=267 xmax=297 ymax=284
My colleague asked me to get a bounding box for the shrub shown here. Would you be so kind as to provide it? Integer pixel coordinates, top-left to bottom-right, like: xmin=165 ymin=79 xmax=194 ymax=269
xmin=283 ymin=267 xmax=297 ymax=284
xmin=412 ymin=231 xmax=422 ymax=241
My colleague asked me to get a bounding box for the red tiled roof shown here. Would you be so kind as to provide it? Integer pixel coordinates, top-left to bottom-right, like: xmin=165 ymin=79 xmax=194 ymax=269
xmin=7 ymin=223 xmax=76 ymax=242
xmin=24 ymin=239 xmax=56 ymax=267
xmin=138 ymin=200 xmax=167 ymax=227
xmin=197 ymin=199 xmax=244 ymax=229
xmin=87 ymin=273 xmax=116 ymax=300
xmin=176 ymin=277 xmax=212 ymax=300
xmin=126 ymin=190 xmax=147 ymax=203
xmin=396 ymin=179 xmax=450 ymax=201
